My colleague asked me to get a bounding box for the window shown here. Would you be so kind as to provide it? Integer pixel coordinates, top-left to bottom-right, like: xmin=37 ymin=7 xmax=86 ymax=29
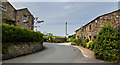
xmin=1 ymin=7 xmax=6 ymax=17
xmin=85 ymin=27 xmax=86 ymax=31
xmin=23 ymin=15 xmax=27 ymax=22
xmin=94 ymin=36 xmax=96 ymax=39
xmin=1 ymin=7 xmax=5 ymax=12
xmin=89 ymin=25 xmax=91 ymax=30
xmin=89 ymin=36 xmax=91 ymax=41
xmin=84 ymin=37 xmax=86 ymax=39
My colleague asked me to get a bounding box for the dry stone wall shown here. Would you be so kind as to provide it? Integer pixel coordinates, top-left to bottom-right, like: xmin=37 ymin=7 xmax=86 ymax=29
xmin=2 ymin=42 xmax=43 ymax=60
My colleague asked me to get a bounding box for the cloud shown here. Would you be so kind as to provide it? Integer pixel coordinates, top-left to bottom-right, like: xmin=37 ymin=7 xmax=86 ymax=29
xmin=64 ymin=4 xmax=80 ymax=10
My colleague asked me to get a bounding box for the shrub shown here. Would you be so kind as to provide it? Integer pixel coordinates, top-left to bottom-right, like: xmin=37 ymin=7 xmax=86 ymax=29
xmin=72 ymin=39 xmax=77 ymax=45
xmin=76 ymin=38 xmax=82 ymax=46
xmin=82 ymin=42 xmax=87 ymax=48
xmin=2 ymin=24 xmax=44 ymax=43
xmin=72 ymin=38 xmax=82 ymax=46
xmin=55 ymin=40 xmax=62 ymax=43
xmin=43 ymin=36 xmax=48 ymax=42
xmin=89 ymin=42 xmax=94 ymax=50
xmin=94 ymin=25 xmax=120 ymax=62
xmin=86 ymin=41 xmax=93 ymax=49
xmin=85 ymin=38 xmax=89 ymax=42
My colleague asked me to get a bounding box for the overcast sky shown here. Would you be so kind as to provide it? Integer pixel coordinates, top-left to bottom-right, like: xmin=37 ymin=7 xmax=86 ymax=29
xmin=8 ymin=0 xmax=119 ymax=36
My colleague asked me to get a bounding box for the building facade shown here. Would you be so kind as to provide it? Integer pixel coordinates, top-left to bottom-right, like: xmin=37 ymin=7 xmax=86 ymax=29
xmin=16 ymin=8 xmax=34 ymax=30
xmin=1 ymin=2 xmax=16 ymax=25
xmin=76 ymin=9 xmax=120 ymax=42
xmin=1 ymin=1 xmax=34 ymax=30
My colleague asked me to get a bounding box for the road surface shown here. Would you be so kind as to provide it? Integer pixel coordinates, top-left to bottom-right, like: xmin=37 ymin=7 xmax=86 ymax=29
xmin=3 ymin=43 xmax=106 ymax=63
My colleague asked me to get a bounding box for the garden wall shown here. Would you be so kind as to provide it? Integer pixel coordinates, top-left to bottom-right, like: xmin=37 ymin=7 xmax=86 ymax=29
xmin=2 ymin=24 xmax=44 ymax=60
xmin=2 ymin=42 xmax=43 ymax=60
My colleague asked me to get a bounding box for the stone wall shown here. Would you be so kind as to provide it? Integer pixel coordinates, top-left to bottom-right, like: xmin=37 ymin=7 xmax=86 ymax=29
xmin=76 ymin=9 xmax=120 ymax=42
xmin=2 ymin=42 xmax=43 ymax=60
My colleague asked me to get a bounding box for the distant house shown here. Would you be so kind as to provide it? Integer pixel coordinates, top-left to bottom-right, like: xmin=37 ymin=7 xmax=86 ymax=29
xmin=75 ymin=9 xmax=120 ymax=42
xmin=1 ymin=1 xmax=34 ymax=30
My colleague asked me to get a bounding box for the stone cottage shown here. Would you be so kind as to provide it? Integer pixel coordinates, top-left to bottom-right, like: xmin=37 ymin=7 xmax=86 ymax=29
xmin=1 ymin=2 xmax=16 ymax=25
xmin=76 ymin=9 xmax=120 ymax=42
xmin=16 ymin=8 xmax=34 ymax=30
xmin=1 ymin=1 xmax=34 ymax=30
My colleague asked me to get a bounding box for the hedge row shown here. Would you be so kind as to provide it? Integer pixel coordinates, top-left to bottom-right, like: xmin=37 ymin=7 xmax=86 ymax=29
xmin=2 ymin=24 xmax=44 ymax=43
xmin=94 ymin=25 xmax=120 ymax=62
xmin=43 ymin=35 xmax=66 ymax=43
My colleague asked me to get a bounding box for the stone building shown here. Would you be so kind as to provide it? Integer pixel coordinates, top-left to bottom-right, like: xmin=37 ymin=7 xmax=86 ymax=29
xmin=1 ymin=2 xmax=16 ymax=25
xmin=1 ymin=1 xmax=34 ymax=30
xmin=16 ymin=8 xmax=34 ymax=30
xmin=76 ymin=9 xmax=120 ymax=42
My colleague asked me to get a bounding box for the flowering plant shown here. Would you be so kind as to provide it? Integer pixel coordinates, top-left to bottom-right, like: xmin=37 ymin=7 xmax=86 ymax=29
xmin=86 ymin=41 xmax=93 ymax=48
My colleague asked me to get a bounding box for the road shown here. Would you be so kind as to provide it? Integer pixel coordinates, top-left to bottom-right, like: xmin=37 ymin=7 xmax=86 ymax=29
xmin=3 ymin=43 xmax=106 ymax=63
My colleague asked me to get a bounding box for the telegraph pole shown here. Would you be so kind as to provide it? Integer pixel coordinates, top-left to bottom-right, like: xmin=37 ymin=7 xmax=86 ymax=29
xmin=66 ymin=22 xmax=67 ymax=37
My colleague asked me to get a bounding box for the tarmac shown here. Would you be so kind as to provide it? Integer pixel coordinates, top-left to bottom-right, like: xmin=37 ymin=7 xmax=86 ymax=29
xmin=72 ymin=45 xmax=95 ymax=59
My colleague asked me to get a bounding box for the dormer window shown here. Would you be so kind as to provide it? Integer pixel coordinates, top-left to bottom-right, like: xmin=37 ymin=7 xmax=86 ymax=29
xmin=23 ymin=15 xmax=27 ymax=22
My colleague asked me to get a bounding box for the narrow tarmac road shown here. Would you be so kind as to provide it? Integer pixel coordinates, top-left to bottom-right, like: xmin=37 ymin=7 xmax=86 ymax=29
xmin=3 ymin=43 xmax=106 ymax=63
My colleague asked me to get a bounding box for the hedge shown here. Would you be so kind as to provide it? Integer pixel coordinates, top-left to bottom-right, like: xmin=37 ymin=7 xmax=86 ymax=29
xmin=72 ymin=38 xmax=82 ymax=46
xmin=94 ymin=25 xmax=120 ymax=62
xmin=2 ymin=24 xmax=44 ymax=43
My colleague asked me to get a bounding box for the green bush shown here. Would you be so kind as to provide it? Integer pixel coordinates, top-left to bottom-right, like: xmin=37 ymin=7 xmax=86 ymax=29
xmin=94 ymin=25 xmax=120 ymax=62
xmin=72 ymin=39 xmax=77 ymax=45
xmin=89 ymin=42 xmax=94 ymax=50
xmin=2 ymin=24 xmax=44 ymax=43
xmin=43 ymin=35 xmax=48 ymax=42
xmin=55 ymin=40 xmax=62 ymax=43
xmin=86 ymin=41 xmax=93 ymax=49
xmin=82 ymin=42 xmax=87 ymax=48
xmin=72 ymin=38 xmax=82 ymax=46
xmin=72 ymin=39 xmax=77 ymax=43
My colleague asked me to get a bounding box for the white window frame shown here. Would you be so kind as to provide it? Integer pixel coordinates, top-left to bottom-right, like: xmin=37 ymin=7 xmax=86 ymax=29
xmin=23 ymin=15 xmax=27 ymax=22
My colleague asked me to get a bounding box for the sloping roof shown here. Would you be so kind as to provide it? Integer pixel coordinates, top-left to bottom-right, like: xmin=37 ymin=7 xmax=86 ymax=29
xmin=17 ymin=8 xmax=28 ymax=11
xmin=7 ymin=2 xmax=16 ymax=10
xmin=75 ymin=9 xmax=120 ymax=32
xmin=1 ymin=1 xmax=16 ymax=11
xmin=17 ymin=8 xmax=33 ymax=16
